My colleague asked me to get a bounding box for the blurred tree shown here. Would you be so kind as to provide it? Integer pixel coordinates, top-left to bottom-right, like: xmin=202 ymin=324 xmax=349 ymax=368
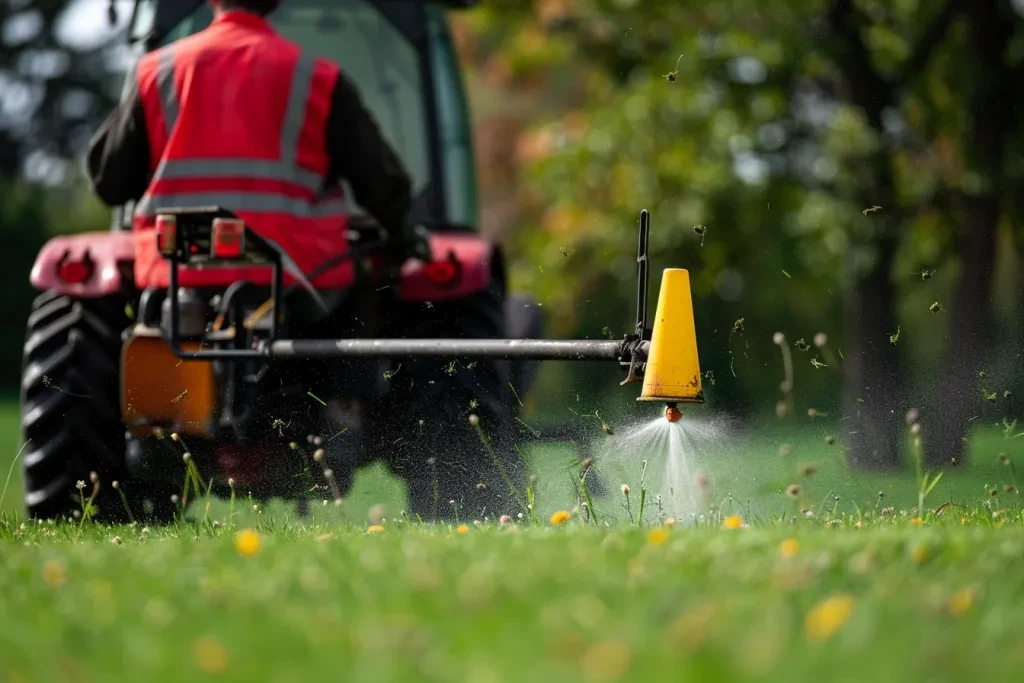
xmin=450 ymin=0 xmax=1024 ymax=467
xmin=919 ymin=0 xmax=1023 ymax=466
xmin=0 ymin=0 xmax=124 ymax=183
xmin=0 ymin=1 xmax=126 ymax=392
xmin=0 ymin=182 xmax=52 ymax=390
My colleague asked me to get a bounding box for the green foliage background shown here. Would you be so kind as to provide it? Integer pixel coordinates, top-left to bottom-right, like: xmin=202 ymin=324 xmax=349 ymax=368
xmin=3 ymin=0 xmax=1024 ymax=465
xmin=452 ymin=0 xmax=1024 ymax=442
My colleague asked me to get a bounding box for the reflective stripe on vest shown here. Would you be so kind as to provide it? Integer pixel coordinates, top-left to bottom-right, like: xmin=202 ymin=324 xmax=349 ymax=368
xmin=136 ymin=191 xmax=347 ymax=217
xmin=157 ymin=48 xmax=178 ymax=138
xmin=139 ymin=49 xmax=334 ymax=216
xmin=151 ymin=158 xmax=324 ymax=193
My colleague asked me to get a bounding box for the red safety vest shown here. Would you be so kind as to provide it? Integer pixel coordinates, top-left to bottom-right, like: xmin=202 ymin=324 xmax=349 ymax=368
xmin=132 ymin=11 xmax=351 ymax=289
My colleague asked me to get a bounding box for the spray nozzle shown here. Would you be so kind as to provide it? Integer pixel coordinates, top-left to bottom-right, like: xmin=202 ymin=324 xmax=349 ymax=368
xmin=665 ymin=403 xmax=682 ymax=423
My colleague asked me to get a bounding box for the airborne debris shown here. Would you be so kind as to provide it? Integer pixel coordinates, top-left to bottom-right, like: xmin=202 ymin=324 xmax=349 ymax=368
xmin=889 ymin=326 xmax=901 ymax=344
xmin=929 ymin=301 xmax=944 ymax=313
xmin=693 ymin=225 xmax=706 ymax=246
xmin=811 ymin=358 xmax=827 ymax=369
xmin=732 ymin=318 xmax=745 ymax=335
xmin=795 ymin=338 xmax=810 ymax=352
xmin=664 ymin=54 xmax=684 ymax=83
xmin=862 ymin=205 xmax=882 ymax=215
xmin=921 ymin=268 xmax=935 ymax=281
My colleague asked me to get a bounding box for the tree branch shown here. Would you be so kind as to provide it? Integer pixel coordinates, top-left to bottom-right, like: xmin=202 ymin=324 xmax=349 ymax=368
xmin=898 ymin=0 xmax=962 ymax=86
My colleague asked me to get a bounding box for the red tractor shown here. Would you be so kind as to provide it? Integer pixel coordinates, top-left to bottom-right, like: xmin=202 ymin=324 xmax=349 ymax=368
xmin=19 ymin=0 xmax=692 ymax=523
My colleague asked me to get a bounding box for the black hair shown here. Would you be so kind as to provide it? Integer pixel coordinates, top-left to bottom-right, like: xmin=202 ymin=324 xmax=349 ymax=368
xmin=218 ymin=0 xmax=281 ymax=16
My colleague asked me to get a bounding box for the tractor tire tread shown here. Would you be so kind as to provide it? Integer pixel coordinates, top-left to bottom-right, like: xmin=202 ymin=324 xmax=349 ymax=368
xmin=19 ymin=292 xmax=171 ymax=523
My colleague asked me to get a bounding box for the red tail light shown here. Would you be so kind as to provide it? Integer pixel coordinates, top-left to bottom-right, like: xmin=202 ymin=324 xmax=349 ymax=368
xmin=56 ymin=249 xmax=94 ymax=284
xmin=58 ymin=260 xmax=91 ymax=284
xmin=156 ymin=215 xmax=177 ymax=256
xmin=424 ymin=260 xmax=458 ymax=284
xmin=424 ymin=251 xmax=460 ymax=285
xmin=211 ymin=218 xmax=245 ymax=259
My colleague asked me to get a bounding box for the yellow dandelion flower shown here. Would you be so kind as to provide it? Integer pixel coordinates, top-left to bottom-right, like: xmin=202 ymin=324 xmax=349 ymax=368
xmin=910 ymin=544 xmax=928 ymax=564
xmin=234 ymin=528 xmax=262 ymax=558
xmin=779 ymin=538 xmax=800 ymax=558
xmin=948 ymin=587 xmax=976 ymax=618
xmin=579 ymin=640 xmax=632 ymax=682
xmin=550 ymin=510 xmax=571 ymax=526
xmin=41 ymin=560 xmax=66 ymax=588
xmin=723 ymin=515 xmax=743 ymax=530
xmin=804 ymin=593 xmax=854 ymax=642
xmin=193 ymin=635 xmax=229 ymax=674
xmin=961 ymin=517 xmax=970 ymax=525
xmin=456 ymin=524 xmax=470 ymax=535
xmin=647 ymin=528 xmax=669 ymax=546
xmin=910 ymin=517 xmax=923 ymax=525
xmin=366 ymin=525 xmax=384 ymax=534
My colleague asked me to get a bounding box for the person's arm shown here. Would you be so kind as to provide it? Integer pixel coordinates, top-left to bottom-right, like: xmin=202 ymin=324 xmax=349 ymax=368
xmin=85 ymin=80 xmax=151 ymax=207
xmin=325 ymin=71 xmax=413 ymax=236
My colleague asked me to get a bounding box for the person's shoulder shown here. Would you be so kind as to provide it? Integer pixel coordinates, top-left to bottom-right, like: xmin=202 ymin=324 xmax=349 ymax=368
xmin=134 ymin=43 xmax=172 ymax=84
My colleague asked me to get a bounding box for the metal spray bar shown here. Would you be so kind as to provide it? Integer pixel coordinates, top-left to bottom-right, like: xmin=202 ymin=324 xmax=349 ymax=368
xmin=268 ymin=338 xmax=646 ymax=360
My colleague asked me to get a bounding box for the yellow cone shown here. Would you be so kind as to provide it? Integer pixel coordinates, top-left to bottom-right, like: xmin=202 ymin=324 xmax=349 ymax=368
xmin=638 ymin=268 xmax=703 ymax=404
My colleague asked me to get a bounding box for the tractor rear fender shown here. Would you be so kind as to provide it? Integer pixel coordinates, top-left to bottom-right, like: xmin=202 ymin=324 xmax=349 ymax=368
xmin=30 ymin=231 xmax=135 ymax=298
xmin=397 ymin=232 xmax=502 ymax=302
xmin=29 ymin=229 xmax=500 ymax=301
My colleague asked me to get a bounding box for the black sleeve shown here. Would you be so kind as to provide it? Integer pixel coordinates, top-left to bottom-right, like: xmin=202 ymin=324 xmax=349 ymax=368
xmin=326 ymin=71 xmax=413 ymax=236
xmin=85 ymin=80 xmax=151 ymax=207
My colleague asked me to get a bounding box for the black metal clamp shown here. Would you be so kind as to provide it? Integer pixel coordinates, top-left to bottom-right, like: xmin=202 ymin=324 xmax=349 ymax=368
xmin=620 ymin=209 xmax=651 ymax=385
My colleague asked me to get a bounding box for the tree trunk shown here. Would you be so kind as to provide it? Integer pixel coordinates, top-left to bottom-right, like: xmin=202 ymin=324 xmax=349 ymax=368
xmin=827 ymin=0 xmax=913 ymax=469
xmin=924 ymin=198 xmax=1001 ymax=466
xmin=923 ymin=0 xmax=1011 ymax=466
xmin=842 ymin=232 xmax=903 ymax=469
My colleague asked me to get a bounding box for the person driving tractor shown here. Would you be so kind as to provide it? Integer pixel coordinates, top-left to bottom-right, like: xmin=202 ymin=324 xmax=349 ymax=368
xmin=86 ymin=0 xmax=414 ymax=287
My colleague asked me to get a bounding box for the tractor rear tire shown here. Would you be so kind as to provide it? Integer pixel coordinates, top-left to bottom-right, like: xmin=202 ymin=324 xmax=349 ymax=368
xmin=19 ymin=291 xmax=176 ymax=523
xmin=375 ymin=280 xmax=526 ymax=521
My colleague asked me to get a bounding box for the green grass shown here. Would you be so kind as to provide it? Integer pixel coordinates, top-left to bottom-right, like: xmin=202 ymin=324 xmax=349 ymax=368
xmin=3 ymin=517 xmax=1024 ymax=683
xmin=3 ymin=393 xmax=1022 ymax=521
xmin=5 ymin=398 xmax=1024 ymax=682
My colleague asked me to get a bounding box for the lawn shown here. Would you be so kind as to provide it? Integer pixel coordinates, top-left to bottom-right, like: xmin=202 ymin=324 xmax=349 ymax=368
xmin=4 ymin=397 xmax=1024 ymax=683
xmin=3 ymin=393 xmax=1022 ymax=522
xmin=3 ymin=518 xmax=1024 ymax=683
